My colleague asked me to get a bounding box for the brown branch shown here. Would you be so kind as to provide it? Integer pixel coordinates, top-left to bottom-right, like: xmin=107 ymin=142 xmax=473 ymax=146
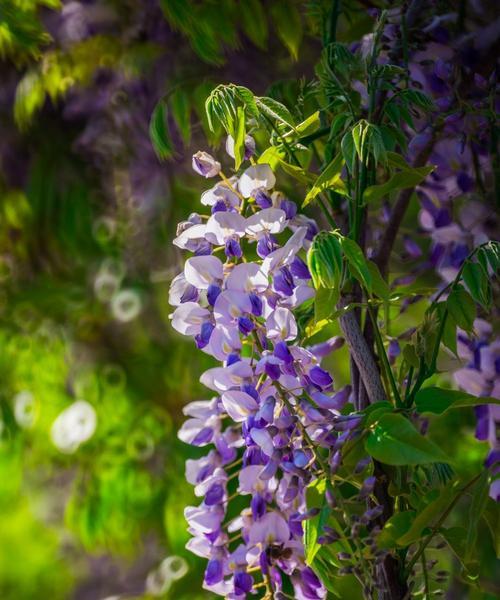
xmin=373 ymin=134 xmax=436 ymax=277
xmin=338 ymin=302 xmax=386 ymax=404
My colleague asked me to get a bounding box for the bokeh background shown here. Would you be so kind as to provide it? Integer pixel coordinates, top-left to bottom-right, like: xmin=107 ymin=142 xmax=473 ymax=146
xmin=0 ymin=1 xmax=324 ymax=598
xmin=1 ymin=2 xmax=499 ymax=599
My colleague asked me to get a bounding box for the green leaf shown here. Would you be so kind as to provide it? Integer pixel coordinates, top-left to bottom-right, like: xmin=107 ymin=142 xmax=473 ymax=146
xmin=362 ymin=401 xmax=393 ymax=427
xmin=257 ymin=146 xmax=283 ymax=170
xmin=341 ymin=237 xmax=372 ymax=293
xmin=303 ymin=154 xmax=347 ymax=207
xmin=314 ymin=286 xmax=338 ymax=322
xmin=465 ymin=471 xmax=489 ymax=563
xmin=363 ymin=165 xmax=434 ymax=203
xmin=441 ymin=527 xmax=469 ymax=569
xmin=304 ymin=478 xmax=329 ymax=564
xmin=239 ymin=0 xmax=268 ymax=49
xmin=437 ymin=302 xmax=457 ymax=356
xmin=170 ymin=88 xmax=191 ymax=146
xmin=293 ymin=111 xmax=320 ymax=137
xmin=397 ymin=486 xmax=455 ymax=546
xmin=351 ymin=120 xmax=365 ymax=161
xmin=365 ymin=413 xmax=450 ymax=466
xmin=256 ymin=96 xmax=295 ymax=129
xmin=483 ymin=499 xmax=500 ymax=558
xmin=367 ymin=260 xmax=390 ymax=300
xmin=149 ymin=100 xmax=174 ymax=160
xmin=462 ymin=261 xmax=491 ymax=309
xmin=446 ymin=285 xmax=476 ymax=332
xmin=415 ymin=387 xmax=500 ymax=415
xmin=482 ymin=240 xmax=500 ymax=272
xmin=378 ymin=511 xmax=416 ymax=548
xmin=277 ymin=159 xmax=314 ymax=184
xmin=341 ymin=130 xmax=356 ymax=174
xmin=402 ymin=344 xmax=419 ymax=369
xmin=270 ymin=0 xmax=303 ymax=60
xmin=233 ymin=106 xmax=246 ymax=170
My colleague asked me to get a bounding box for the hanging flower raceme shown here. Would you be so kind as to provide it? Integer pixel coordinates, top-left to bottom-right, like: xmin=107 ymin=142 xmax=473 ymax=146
xmin=170 ymin=144 xmax=360 ymax=598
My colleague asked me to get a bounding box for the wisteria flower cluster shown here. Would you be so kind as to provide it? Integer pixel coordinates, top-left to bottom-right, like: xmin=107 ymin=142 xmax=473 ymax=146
xmin=169 ymin=145 xmax=376 ymax=597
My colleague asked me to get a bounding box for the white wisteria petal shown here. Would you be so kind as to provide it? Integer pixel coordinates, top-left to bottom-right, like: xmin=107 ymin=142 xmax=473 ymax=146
xmin=171 ymin=302 xmax=210 ymax=336
xmin=225 ymin=262 xmax=268 ymax=293
xmin=205 ymin=212 xmax=246 ymax=245
xmin=201 ymin=184 xmax=240 ymax=208
xmin=221 ymin=390 xmax=259 ymax=422
xmin=213 ymin=290 xmax=253 ymax=324
xmin=173 ymin=224 xmax=207 ymax=250
xmin=245 ymin=208 xmax=287 ymax=237
xmin=266 ymin=307 xmax=298 ymax=341
xmin=184 ymin=255 xmax=224 ymax=289
xmin=238 ymin=164 xmax=276 ymax=198
xmin=200 ymin=361 xmax=253 ymax=392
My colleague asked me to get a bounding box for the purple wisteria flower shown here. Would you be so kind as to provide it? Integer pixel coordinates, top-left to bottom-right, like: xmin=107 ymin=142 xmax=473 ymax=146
xmin=170 ymin=154 xmax=356 ymax=597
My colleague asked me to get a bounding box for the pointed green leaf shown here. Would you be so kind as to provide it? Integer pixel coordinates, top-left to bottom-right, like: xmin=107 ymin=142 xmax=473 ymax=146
xmin=341 ymin=237 xmax=372 ymax=293
xmin=397 ymin=486 xmax=455 ymax=545
xmin=415 ymin=386 xmax=500 ymax=415
xmin=363 ymin=165 xmax=434 ymax=203
xmin=462 ymin=261 xmax=491 ymax=309
xmin=446 ymin=285 xmax=476 ymax=332
xmin=233 ymin=106 xmax=246 ymax=170
xmin=303 ymin=154 xmax=347 ymax=207
xmin=365 ymin=413 xmax=450 ymax=466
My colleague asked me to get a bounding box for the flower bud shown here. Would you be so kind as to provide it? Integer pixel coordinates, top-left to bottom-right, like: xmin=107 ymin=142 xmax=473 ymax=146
xmin=192 ymin=151 xmax=221 ymax=178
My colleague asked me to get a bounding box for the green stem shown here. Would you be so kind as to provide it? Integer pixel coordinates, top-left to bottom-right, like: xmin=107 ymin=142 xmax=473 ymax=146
xmin=404 ymin=473 xmax=482 ymax=577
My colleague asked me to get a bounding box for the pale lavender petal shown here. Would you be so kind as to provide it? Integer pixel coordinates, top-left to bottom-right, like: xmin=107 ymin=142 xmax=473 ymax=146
xmin=221 ymin=390 xmax=259 ymax=422
xmin=239 ymin=164 xmax=276 ymax=198
xmin=171 ymin=302 xmax=210 ymax=336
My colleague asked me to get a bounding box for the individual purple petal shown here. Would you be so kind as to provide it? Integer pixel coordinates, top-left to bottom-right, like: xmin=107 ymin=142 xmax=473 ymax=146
xmin=257 ymin=233 xmax=277 ymax=258
xmin=207 ymin=284 xmax=221 ymax=306
xmin=195 ymin=321 xmax=215 ymax=349
xmin=238 ymin=316 xmax=255 ymax=336
xmin=249 ymin=292 xmax=263 ymax=316
xmin=309 ymin=366 xmax=334 ymax=389
xmin=280 ymin=198 xmax=297 ymax=219
xmin=488 ymin=479 xmax=500 ymax=502
xmin=273 ymin=266 xmax=295 ymax=297
xmin=204 ymin=558 xmax=223 ymax=585
xmin=266 ymin=307 xmax=297 ymax=341
xmin=251 ymin=494 xmax=267 ymax=520
xmin=234 ymin=571 xmax=254 ymax=595
xmin=403 ymin=236 xmax=422 ymax=258
xmin=171 ymin=302 xmax=210 ymax=336
xmin=245 ymin=208 xmax=287 ymax=238
xmin=205 ymin=483 xmax=225 ymax=506
xmin=274 ymin=341 xmax=293 ymax=364
xmin=254 ymin=189 xmax=273 ymax=208
xmin=226 ymin=262 xmax=268 ymax=293
xmin=290 ymin=256 xmax=311 ymax=279
xmin=225 ymin=236 xmax=242 ymax=258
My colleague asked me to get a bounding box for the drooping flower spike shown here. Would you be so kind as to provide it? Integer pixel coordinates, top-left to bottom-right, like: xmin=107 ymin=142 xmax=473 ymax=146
xmin=170 ymin=145 xmax=366 ymax=598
